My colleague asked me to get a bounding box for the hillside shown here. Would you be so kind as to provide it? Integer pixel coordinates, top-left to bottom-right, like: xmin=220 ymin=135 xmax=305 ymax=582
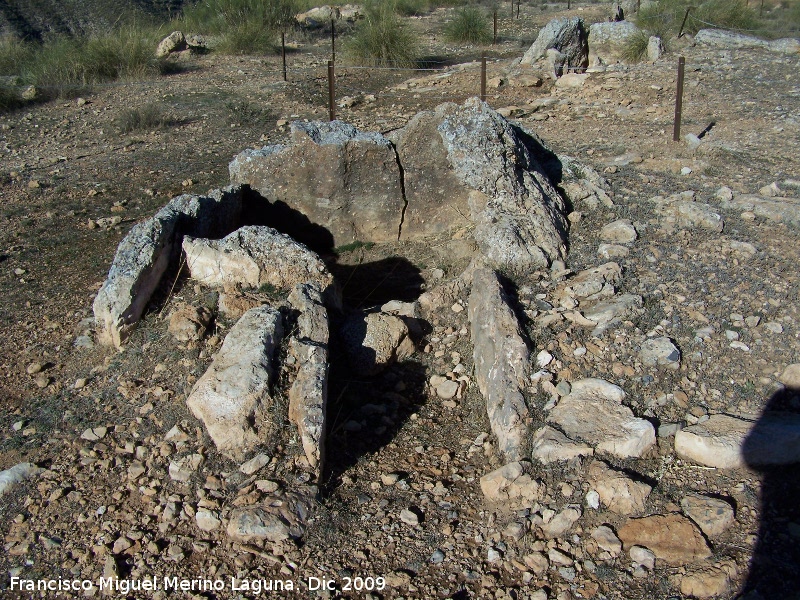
xmin=0 ymin=0 xmax=184 ymax=40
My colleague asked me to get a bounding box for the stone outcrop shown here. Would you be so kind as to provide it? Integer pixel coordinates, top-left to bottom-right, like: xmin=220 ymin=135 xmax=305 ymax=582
xmin=288 ymin=284 xmax=329 ymax=476
xmin=186 ymin=306 xmax=284 ymax=461
xmin=588 ymin=460 xmax=651 ymax=515
xmin=469 ymin=268 xmax=531 ymax=461
xmin=156 ymin=31 xmax=187 ymax=58
xmin=717 ymin=193 xmax=800 ymax=229
xmin=0 ymin=462 xmax=42 ymax=497
xmin=588 ymin=21 xmax=642 ymax=66
xmin=521 ymin=17 xmax=588 ymax=75
xmin=183 ymin=225 xmax=337 ymax=305
xmin=480 ymin=461 xmax=543 ymax=506
xmin=93 ymin=187 xmax=243 ymax=347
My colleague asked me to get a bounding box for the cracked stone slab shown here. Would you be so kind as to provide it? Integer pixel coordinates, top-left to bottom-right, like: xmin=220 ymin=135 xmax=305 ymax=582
xmin=229 ymin=121 xmax=404 ymax=247
xmin=93 ymin=187 xmax=243 ymax=347
xmin=227 ymin=487 xmax=316 ymax=543
xmin=187 ymin=306 xmax=283 ymax=461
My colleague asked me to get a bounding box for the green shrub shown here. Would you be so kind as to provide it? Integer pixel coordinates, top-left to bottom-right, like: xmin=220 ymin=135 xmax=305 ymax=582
xmin=444 ymin=6 xmax=492 ymax=43
xmin=182 ymin=0 xmax=296 ymax=54
xmin=636 ymin=0 xmax=759 ymax=40
xmin=118 ymin=103 xmax=174 ymax=132
xmin=344 ymin=1 xmax=419 ymax=67
xmin=24 ymin=27 xmax=164 ymax=87
xmin=394 ymin=0 xmax=430 ymax=16
xmin=621 ymin=30 xmax=650 ymax=62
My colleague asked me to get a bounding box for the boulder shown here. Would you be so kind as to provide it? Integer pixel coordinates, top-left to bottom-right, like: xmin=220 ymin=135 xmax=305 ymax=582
xmin=587 ymin=460 xmax=651 ymax=515
xmin=227 ymin=487 xmax=316 ymax=542
xmin=480 ymin=461 xmax=542 ymax=506
xmin=186 ymin=306 xmax=284 ymax=461
xmin=183 ymin=225 xmax=337 ymax=305
xmin=548 ymin=379 xmax=656 ymax=459
xmin=647 ymin=35 xmax=663 ymax=61
xmin=521 ymin=17 xmax=589 ymax=75
xmin=600 ymin=219 xmax=637 ymax=244
xmin=680 ymin=493 xmax=735 ymax=537
xmin=231 ymin=101 xmax=568 ymax=274
xmin=295 ymin=6 xmax=340 ymax=28
xmin=618 ymin=513 xmax=712 ymax=566
xmin=340 ymin=312 xmax=414 ymax=377
xmin=588 ymin=21 xmax=642 ymax=66
xmin=230 ymin=121 xmax=404 ymax=247
xmin=288 ymin=284 xmax=329 ymax=476
xmin=677 ymin=561 xmax=738 ymax=599
xmin=652 ymin=193 xmax=725 ymax=232
xmin=469 ymin=268 xmax=531 ymax=461
xmin=93 ymin=187 xmax=243 ymax=347
xmin=156 ymin=31 xmax=187 ymax=58
xmin=439 ymin=100 xmax=568 ymax=273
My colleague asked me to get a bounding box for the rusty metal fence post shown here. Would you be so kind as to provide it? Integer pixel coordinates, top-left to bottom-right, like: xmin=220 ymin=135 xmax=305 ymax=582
xmin=493 ymin=11 xmax=498 ymax=45
xmin=281 ymin=32 xmax=287 ymax=82
xmin=331 ymin=18 xmax=336 ymax=62
xmin=480 ymin=53 xmax=487 ymax=102
xmin=673 ymin=56 xmax=685 ymax=141
xmin=328 ymin=60 xmax=336 ymax=121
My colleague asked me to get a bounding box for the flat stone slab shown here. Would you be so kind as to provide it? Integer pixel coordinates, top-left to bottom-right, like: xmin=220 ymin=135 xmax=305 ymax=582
xmin=227 ymin=487 xmax=315 ymax=543
xmin=675 ymin=412 xmax=800 ymax=468
xmin=183 ymin=225 xmax=336 ymax=302
xmin=187 ymin=306 xmax=283 ymax=461
xmin=681 ymin=493 xmax=735 ymax=538
xmin=719 ymin=193 xmax=800 ymax=229
xmin=548 ymin=379 xmax=655 ymax=459
xmin=618 ymin=513 xmax=712 ymax=566
xmin=469 ymin=268 xmax=531 ymax=460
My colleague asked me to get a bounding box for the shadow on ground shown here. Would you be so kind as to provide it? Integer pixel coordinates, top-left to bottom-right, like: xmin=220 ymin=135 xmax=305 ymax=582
xmin=741 ymin=384 xmax=800 ymax=598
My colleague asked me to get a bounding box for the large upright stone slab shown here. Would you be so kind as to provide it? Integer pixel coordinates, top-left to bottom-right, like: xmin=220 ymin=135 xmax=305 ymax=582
xmin=588 ymin=21 xmax=642 ymax=66
xmin=521 ymin=17 xmax=589 ymax=73
xmin=548 ymin=379 xmax=655 ymax=459
xmin=437 ymin=99 xmax=568 ymax=273
xmin=187 ymin=306 xmax=283 ymax=461
xmin=229 ymin=121 xmax=405 ymax=247
xmin=93 ymin=187 xmax=243 ymax=347
xmin=288 ymin=284 xmax=329 ymax=477
xmin=469 ymin=267 xmax=531 ymax=460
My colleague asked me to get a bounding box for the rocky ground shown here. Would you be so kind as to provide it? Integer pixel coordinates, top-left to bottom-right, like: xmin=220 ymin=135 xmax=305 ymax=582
xmin=1 ymin=3 xmax=799 ymax=600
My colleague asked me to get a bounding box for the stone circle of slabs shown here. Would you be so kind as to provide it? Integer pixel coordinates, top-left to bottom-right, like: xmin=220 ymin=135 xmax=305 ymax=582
xmin=92 ymin=98 xmax=644 ymax=542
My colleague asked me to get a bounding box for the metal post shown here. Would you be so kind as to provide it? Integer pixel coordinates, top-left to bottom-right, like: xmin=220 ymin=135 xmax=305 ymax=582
xmin=568 ymin=0 xmax=571 ymax=9
xmin=328 ymin=60 xmax=335 ymax=121
xmin=673 ymin=56 xmax=685 ymax=142
xmin=493 ymin=11 xmax=497 ymax=45
xmin=517 ymin=0 xmax=520 ymax=19
xmin=480 ymin=53 xmax=487 ymax=103
xmin=760 ymin=0 xmax=764 ymax=16
xmin=331 ymin=18 xmax=336 ymax=62
xmin=281 ymin=32 xmax=287 ymax=82
xmin=510 ymin=0 xmax=514 ymax=18
xmin=678 ymin=7 xmax=691 ymax=38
